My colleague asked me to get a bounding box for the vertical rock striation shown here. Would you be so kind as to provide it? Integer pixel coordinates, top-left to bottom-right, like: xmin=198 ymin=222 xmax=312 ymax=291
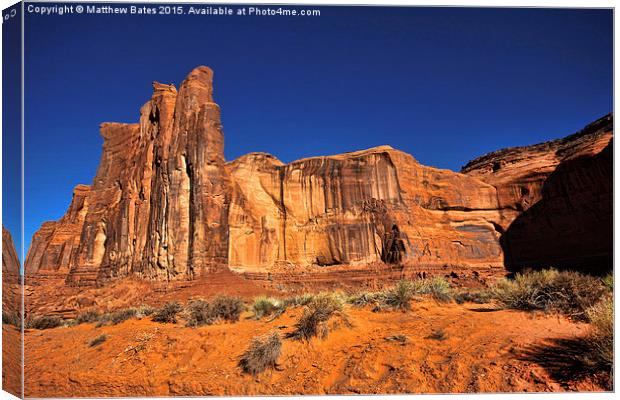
xmin=29 ymin=67 xmax=230 ymax=285
xmin=24 ymin=66 xmax=613 ymax=285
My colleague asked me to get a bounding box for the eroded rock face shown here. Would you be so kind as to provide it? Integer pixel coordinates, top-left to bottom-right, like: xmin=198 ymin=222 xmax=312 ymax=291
xmin=2 ymin=226 xmax=20 ymax=278
xmin=462 ymin=114 xmax=613 ymax=273
xmin=227 ymin=146 xmax=506 ymax=273
xmin=24 ymin=66 xmax=613 ymax=284
xmin=27 ymin=67 xmax=230 ymax=285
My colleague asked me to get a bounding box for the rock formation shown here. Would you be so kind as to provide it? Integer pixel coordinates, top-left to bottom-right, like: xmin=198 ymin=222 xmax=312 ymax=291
xmin=2 ymin=226 xmax=20 ymax=279
xmin=23 ymin=66 xmax=613 ymax=285
xmin=462 ymin=114 xmax=613 ymax=273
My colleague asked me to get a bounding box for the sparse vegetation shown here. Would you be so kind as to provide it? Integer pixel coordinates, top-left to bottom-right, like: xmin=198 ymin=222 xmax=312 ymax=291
xmin=426 ymin=329 xmax=447 ymax=341
xmin=152 ymin=301 xmax=183 ymax=324
xmin=289 ymin=293 xmax=347 ymax=340
xmin=239 ymin=331 xmax=282 ymax=375
xmin=251 ymin=296 xmax=281 ymax=319
xmin=185 ymin=296 xmax=245 ymax=327
xmin=209 ymin=295 xmax=245 ymax=322
xmin=136 ymin=305 xmax=156 ymax=318
xmin=493 ymin=269 xmax=608 ymax=320
xmin=585 ymin=296 xmax=613 ymax=373
xmin=185 ymin=299 xmax=212 ymax=327
xmin=453 ymin=290 xmax=493 ymax=305
xmin=97 ymin=308 xmax=138 ymax=327
xmin=89 ymin=334 xmax=108 ymax=347
xmin=75 ymin=310 xmax=100 ymax=324
xmin=383 ymin=279 xmax=415 ymax=310
xmin=25 ymin=315 xmax=63 ymax=330
xmin=411 ymin=277 xmax=452 ymax=302
xmin=2 ymin=311 xmax=22 ymax=327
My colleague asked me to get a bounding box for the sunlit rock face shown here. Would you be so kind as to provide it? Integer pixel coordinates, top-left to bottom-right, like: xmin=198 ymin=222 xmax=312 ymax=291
xmin=23 ymin=66 xmax=613 ymax=285
xmin=462 ymin=113 xmax=613 ymax=274
xmin=2 ymin=226 xmax=20 ymax=279
xmin=227 ymin=146 xmax=505 ymax=273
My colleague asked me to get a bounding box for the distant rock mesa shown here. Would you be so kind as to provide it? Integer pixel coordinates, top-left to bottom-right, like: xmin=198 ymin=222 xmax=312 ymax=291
xmin=24 ymin=67 xmax=613 ymax=285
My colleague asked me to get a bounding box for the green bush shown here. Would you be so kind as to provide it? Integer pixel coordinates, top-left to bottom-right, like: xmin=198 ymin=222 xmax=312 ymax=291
xmin=239 ymin=331 xmax=282 ymax=375
xmin=493 ymin=269 xmax=608 ymax=320
xmin=152 ymin=302 xmax=183 ymax=324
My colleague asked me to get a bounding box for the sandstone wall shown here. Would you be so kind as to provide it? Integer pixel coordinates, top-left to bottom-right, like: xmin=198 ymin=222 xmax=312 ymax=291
xmin=462 ymin=114 xmax=613 ymax=273
xmin=227 ymin=146 xmax=506 ymax=273
xmin=23 ymin=66 xmax=613 ymax=284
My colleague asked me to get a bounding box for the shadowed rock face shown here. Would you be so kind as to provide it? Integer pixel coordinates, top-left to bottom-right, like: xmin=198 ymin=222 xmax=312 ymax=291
xmin=462 ymin=114 xmax=613 ymax=274
xmin=23 ymin=67 xmax=613 ymax=285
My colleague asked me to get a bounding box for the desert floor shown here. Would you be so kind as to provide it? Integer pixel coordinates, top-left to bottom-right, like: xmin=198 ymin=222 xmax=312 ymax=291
xmin=19 ymin=298 xmax=606 ymax=397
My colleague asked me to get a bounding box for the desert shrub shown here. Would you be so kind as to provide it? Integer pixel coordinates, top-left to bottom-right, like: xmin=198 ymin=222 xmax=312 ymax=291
xmin=347 ymin=291 xmax=385 ymax=307
xmin=601 ymin=274 xmax=613 ymax=291
xmin=239 ymin=331 xmax=282 ymax=375
xmin=290 ymin=293 xmax=346 ymax=340
xmin=453 ymin=290 xmax=493 ymax=304
xmin=426 ymin=329 xmax=447 ymax=341
xmin=25 ymin=315 xmax=63 ymax=330
xmin=411 ymin=277 xmax=452 ymax=302
xmin=136 ymin=305 xmax=155 ymax=318
xmin=152 ymin=301 xmax=183 ymax=324
xmin=89 ymin=334 xmax=108 ymax=347
xmin=251 ymin=296 xmax=281 ymax=319
xmin=185 ymin=299 xmax=213 ymax=327
xmin=75 ymin=310 xmax=100 ymax=324
xmin=97 ymin=308 xmax=138 ymax=327
xmin=2 ymin=311 xmax=22 ymax=327
xmin=209 ymin=295 xmax=245 ymax=322
xmin=493 ymin=269 xmax=608 ymax=320
xmin=282 ymin=293 xmax=315 ymax=308
xmin=383 ymin=280 xmax=414 ymax=310
xmin=586 ymin=297 xmax=613 ymax=370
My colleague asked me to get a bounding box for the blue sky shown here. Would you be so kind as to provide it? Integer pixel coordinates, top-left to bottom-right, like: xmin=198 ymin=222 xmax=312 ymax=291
xmin=6 ymin=5 xmax=615 ymax=258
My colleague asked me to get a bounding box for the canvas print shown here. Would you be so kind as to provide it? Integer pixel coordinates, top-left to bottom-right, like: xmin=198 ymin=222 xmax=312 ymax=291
xmin=1 ymin=1 xmax=614 ymax=397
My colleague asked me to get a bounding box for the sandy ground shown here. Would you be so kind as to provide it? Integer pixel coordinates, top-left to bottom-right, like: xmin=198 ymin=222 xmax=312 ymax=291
xmin=22 ymin=300 xmax=606 ymax=397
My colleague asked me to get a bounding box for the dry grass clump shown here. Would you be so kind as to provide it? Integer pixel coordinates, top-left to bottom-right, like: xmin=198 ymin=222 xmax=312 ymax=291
xmin=585 ymin=296 xmax=613 ymax=373
xmin=383 ymin=279 xmax=415 ymax=310
xmin=453 ymin=290 xmax=494 ymax=305
xmin=210 ymin=295 xmax=245 ymax=322
xmin=239 ymin=331 xmax=282 ymax=375
xmin=410 ymin=277 xmax=452 ymax=302
xmin=25 ymin=315 xmax=63 ymax=330
xmin=493 ymin=269 xmax=608 ymax=320
xmin=251 ymin=296 xmax=282 ymax=319
xmin=97 ymin=308 xmax=138 ymax=327
xmin=289 ymin=293 xmax=348 ymax=340
xmin=75 ymin=310 xmax=100 ymax=324
xmin=152 ymin=301 xmax=183 ymax=324
xmin=88 ymin=334 xmax=108 ymax=347
xmin=2 ymin=311 xmax=22 ymax=328
xmin=185 ymin=296 xmax=245 ymax=327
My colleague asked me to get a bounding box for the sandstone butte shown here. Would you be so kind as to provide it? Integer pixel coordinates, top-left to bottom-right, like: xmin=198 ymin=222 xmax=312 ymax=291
xmin=20 ymin=66 xmax=612 ymax=287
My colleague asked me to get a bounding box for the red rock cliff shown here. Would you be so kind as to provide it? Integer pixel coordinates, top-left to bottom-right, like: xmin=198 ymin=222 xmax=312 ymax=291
xmin=462 ymin=113 xmax=613 ymax=273
xmin=24 ymin=67 xmax=613 ymax=284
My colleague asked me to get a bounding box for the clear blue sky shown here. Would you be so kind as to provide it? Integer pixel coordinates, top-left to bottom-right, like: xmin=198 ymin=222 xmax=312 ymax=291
xmin=7 ymin=5 xmax=615 ymax=258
